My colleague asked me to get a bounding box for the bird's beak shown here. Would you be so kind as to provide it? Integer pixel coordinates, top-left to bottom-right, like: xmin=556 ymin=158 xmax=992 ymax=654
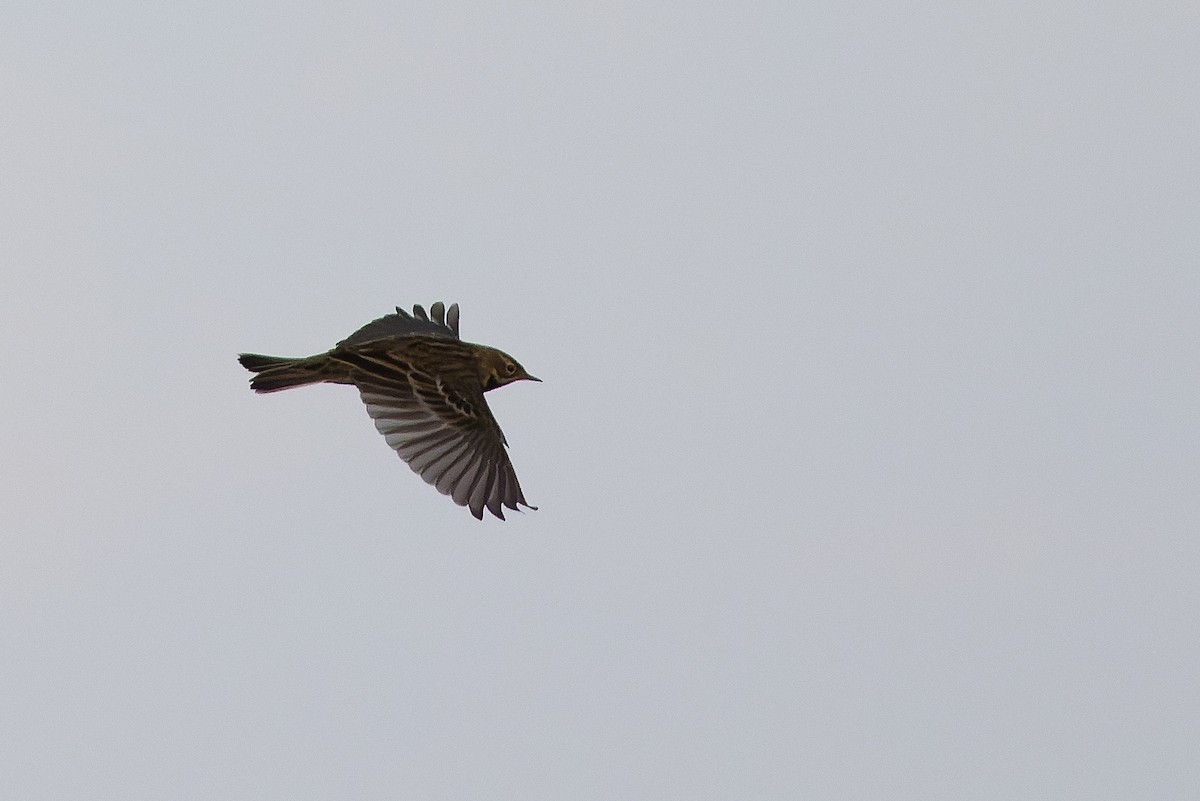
xmin=526 ymin=374 xmax=542 ymax=383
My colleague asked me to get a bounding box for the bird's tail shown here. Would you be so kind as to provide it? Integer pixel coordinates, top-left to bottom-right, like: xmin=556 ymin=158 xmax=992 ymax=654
xmin=238 ymin=353 xmax=338 ymax=393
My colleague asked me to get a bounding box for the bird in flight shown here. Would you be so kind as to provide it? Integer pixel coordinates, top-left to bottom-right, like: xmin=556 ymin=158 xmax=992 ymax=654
xmin=238 ymin=302 xmax=539 ymax=520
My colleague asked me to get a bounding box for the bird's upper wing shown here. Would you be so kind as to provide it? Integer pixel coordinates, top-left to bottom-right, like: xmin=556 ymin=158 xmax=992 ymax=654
xmin=332 ymin=343 xmax=533 ymax=520
xmin=338 ymin=302 xmax=461 ymax=346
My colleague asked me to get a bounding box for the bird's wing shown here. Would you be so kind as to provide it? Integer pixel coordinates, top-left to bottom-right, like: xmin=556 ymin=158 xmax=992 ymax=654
xmin=334 ymin=346 xmax=533 ymax=520
xmin=338 ymin=302 xmax=461 ymax=346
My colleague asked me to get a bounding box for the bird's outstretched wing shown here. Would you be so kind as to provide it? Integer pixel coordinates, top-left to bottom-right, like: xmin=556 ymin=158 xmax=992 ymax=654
xmin=338 ymin=302 xmax=461 ymax=347
xmin=332 ymin=343 xmax=534 ymax=520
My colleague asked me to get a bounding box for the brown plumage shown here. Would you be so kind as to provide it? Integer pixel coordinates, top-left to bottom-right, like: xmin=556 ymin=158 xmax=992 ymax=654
xmin=238 ymin=302 xmax=539 ymax=520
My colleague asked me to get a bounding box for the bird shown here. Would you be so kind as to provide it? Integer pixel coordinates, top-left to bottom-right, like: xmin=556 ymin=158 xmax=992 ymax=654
xmin=238 ymin=302 xmax=539 ymax=520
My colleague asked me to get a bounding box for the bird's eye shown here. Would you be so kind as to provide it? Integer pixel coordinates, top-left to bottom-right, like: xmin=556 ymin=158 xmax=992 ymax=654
xmin=505 ymin=363 xmax=516 ymax=374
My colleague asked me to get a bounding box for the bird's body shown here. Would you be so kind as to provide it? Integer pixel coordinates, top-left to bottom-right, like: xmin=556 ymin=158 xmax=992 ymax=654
xmin=238 ymin=302 xmax=538 ymax=520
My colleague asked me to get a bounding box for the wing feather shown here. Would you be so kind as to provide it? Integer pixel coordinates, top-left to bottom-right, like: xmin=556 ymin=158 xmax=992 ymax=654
xmin=467 ymin=458 xmax=497 ymax=520
xmin=452 ymin=455 xmax=485 ymax=509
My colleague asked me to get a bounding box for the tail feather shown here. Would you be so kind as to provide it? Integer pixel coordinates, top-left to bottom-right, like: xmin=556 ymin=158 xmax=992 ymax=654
xmin=238 ymin=353 xmax=329 ymax=393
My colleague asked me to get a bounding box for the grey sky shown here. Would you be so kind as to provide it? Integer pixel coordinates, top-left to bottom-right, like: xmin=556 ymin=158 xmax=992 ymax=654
xmin=2 ymin=2 xmax=1198 ymax=799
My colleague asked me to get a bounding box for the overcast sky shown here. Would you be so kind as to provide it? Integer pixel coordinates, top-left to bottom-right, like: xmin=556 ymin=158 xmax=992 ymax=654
xmin=2 ymin=2 xmax=1198 ymax=799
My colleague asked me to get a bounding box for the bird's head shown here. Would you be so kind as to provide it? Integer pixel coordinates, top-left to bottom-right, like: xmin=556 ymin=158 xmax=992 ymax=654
xmin=478 ymin=347 xmax=540 ymax=391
